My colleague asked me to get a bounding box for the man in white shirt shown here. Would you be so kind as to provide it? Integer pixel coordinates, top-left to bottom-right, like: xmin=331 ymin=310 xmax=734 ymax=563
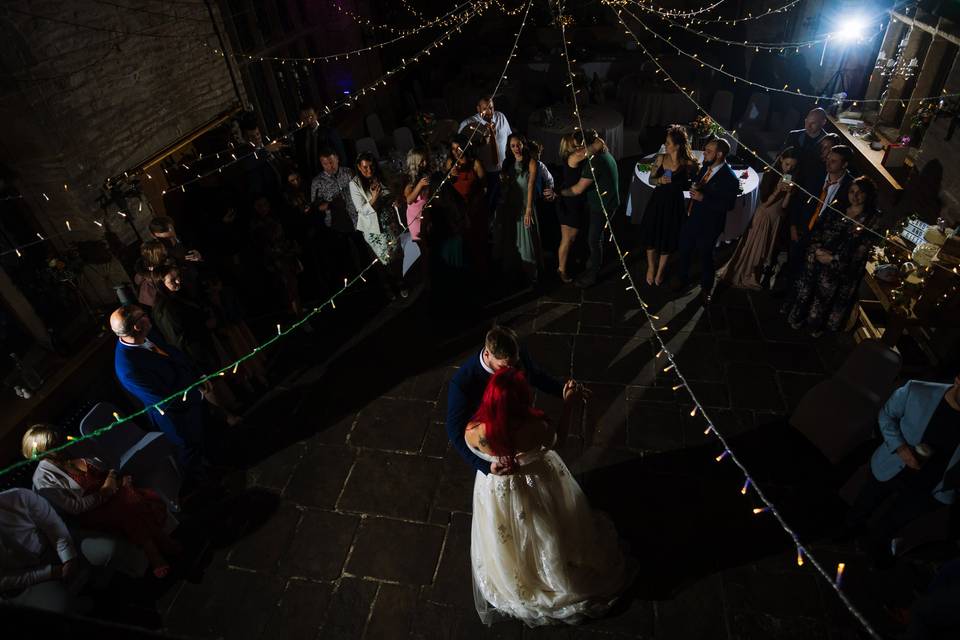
xmin=459 ymin=95 xmax=512 ymax=210
xmin=0 ymin=488 xmax=146 ymax=612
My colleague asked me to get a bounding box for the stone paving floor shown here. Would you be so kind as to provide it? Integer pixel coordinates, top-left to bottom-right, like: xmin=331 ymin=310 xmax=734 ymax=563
xmin=114 ymin=273 xmax=943 ymax=640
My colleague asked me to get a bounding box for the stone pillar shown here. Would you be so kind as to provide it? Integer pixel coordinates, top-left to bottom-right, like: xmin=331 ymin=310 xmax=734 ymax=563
xmin=900 ymin=37 xmax=958 ymax=135
xmin=878 ymin=25 xmax=929 ymax=125
xmin=864 ymin=20 xmax=909 ymax=103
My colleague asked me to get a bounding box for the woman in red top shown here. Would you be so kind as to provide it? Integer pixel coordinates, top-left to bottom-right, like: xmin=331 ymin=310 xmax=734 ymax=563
xmin=25 ymin=425 xmax=180 ymax=578
xmin=445 ymin=134 xmax=489 ymax=273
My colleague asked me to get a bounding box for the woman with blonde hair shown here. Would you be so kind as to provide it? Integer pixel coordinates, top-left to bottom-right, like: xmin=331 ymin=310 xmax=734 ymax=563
xmin=637 ymin=126 xmax=699 ymax=286
xmin=403 ymin=147 xmax=431 ymax=242
xmin=23 ymin=424 xmax=179 ymax=578
xmin=556 ymin=133 xmax=587 ymax=283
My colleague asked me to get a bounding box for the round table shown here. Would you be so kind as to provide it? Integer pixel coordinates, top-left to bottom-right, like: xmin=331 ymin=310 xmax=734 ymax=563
xmin=527 ymin=105 xmax=624 ymax=164
xmin=625 ymin=151 xmax=760 ymax=242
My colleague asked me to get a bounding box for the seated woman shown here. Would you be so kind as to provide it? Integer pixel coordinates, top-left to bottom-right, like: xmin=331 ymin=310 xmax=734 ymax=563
xmin=848 ymin=375 xmax=960 ymax=568
xmin=23 ymin=425 xmax=178 ymax=578
xmin=783 ymin=175 xmax=879 ymax=336
xmin=717 ymin=147 xmax=799 ymax=289
xmin=0 ymin=488 xmax=147 ymax=613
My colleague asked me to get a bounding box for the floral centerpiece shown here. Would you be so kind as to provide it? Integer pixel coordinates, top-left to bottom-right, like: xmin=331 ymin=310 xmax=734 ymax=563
xmin=689 ymin=115 xmax=723 ymax=149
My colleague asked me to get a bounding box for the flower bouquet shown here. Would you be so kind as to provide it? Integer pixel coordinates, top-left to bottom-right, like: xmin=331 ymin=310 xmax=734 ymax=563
xmin=689 ymin=115 xmax=722 ymax=149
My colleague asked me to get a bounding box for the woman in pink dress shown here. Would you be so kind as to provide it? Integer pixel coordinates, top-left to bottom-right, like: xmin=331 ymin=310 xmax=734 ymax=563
xmin=403 ymin=147 xmax=431 ymax=242
xmin=717 ymin=148 xmax=800 ymax=290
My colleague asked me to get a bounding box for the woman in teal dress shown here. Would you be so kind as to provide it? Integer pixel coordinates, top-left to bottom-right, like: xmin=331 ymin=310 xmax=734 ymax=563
xmin=496 ymin=133 xmax=540 ymax=284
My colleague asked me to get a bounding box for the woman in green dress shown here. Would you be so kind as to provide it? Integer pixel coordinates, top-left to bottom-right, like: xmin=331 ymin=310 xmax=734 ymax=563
xmin=496 ymin=133 xmax=540 ymax=285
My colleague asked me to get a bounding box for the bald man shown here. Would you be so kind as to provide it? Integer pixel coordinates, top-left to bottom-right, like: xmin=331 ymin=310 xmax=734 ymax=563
xmin=111 ymin=305 xmax=206 ymax=488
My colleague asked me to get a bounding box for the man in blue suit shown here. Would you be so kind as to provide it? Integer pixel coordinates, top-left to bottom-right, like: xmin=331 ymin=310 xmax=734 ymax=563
xmin=110 ymin=304 xmax=206 ymax=489
xmin=848 ymin=375 xmax=960 ymax=567
xmin=445 ymin=326 xmax=582 ymax=475
xmin=675 ymin=137 xmax=741 ymax=305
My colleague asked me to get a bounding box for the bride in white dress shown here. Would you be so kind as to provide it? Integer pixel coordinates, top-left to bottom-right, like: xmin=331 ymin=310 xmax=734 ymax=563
xmin=465 ymin=367 xmax=633 ymax=626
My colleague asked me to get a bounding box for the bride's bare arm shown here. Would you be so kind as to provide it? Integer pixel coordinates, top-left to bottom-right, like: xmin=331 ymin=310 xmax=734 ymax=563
xmin=555 ymin=380 xmax=579 ymax=444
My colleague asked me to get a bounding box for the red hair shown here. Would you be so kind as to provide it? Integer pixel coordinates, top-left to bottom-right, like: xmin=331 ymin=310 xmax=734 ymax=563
xmin=472 ymin=368 xmax=545 ymax=468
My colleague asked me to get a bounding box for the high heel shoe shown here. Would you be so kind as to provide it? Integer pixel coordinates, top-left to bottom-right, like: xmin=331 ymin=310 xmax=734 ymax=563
xmin=557 ymin=269 xmax=573 ymax=284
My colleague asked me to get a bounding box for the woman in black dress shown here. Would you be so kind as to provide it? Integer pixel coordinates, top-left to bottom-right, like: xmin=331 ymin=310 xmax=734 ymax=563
xmin=556 ymin=133 xmax=586 ymax=283
xmin=638 ymin=126 xmax=699 ymax=286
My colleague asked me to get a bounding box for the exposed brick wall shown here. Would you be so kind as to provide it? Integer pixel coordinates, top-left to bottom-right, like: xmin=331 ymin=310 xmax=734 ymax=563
xmin=0 ymin=0 xmax=244 ymax=246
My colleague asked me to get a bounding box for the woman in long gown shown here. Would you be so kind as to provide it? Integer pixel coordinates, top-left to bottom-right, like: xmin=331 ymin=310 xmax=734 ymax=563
xmin=496 ymin=134 xmax=541 ymax=284
xmin=465 ymin=368 xmax=632 ymax=626
xmin=784 ymin=175 xmax=879 ymax=336
xmin=637 ymin=126 xmax=699 ymax=286
xmin=717 ymin=148 xmax=800 ymax=289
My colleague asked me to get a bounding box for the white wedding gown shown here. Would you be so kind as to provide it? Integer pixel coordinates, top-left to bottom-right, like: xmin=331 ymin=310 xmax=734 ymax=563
xmin=469 ymin=439 xmax=633 ymax=626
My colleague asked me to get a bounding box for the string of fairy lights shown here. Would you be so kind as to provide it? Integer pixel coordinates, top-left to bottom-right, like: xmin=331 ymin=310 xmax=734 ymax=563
xmin=617 ymin=0 xmax=960 ymax=283
xmin=152 ymin=0 xmax=488 ymax=197
xmin=630 ymin=0 xmax=727 ymax=19
xmin=694 ymin=0 xmax=800 ymax=25
xmin=227 ymin=0 xmax=479 ymax=64
xmin=626 ymin=9 xmax=960 ymax=105
xmin=557 ymin=4 xmax=882 ymax=638
xmin=636 ymin=2 xmax=880 ymax=52
xmin=3 ymin=0 xmax=487 ymax=259
xmin=0 ymin=0 xmax=536 ymax=478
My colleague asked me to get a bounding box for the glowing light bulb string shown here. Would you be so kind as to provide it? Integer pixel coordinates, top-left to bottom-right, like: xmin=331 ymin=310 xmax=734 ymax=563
xmin=228 ymin=0 xmax=479 ymax=64
xmin=624 ymin=0 xmax=727 ymax=19
xmin=694 ymin=0 xmax=800 ymax=25
xmin=156 ymin=0 xmax=489 ymax=196
xmin=635 ymin=0 xmax=875 ymax=51
xmin=0 ymin=0 xmax=536 ymax=479
xmin=620 ymin=5 xmax=960 ymax=105
xmin=618 ymin=4 xmax=960 ymax=281
xmin=605 ymin=8 xmax=885 ymax=638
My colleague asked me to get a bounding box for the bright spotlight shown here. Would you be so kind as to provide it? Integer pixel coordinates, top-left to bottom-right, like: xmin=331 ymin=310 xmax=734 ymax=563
xmin=835 ymin=16 xmax=867 ymax=42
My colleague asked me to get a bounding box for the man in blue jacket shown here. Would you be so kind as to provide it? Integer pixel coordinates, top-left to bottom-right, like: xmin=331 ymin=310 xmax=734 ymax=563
xmin=445 ymin=326 xmax=584 ymax=475
xmin=110 ymin=304 xmax=206 ymax=489
xmin=848 ymin=375 xmax=960 ymax=566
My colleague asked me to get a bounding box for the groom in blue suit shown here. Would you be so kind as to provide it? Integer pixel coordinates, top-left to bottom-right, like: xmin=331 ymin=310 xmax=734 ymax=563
xmin=110 ymin=305 xmax=206 ymax=488
xmin=446 ymin=326 xmax=574 ymax=475
xmin=675 ymin=137 xmax=741 ymax=305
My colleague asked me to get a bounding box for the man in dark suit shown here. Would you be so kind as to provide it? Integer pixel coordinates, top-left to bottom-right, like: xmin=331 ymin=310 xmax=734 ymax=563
xmin=110 ymin=304 xmax=206 ymax=488
xmin=675 ymin=138 xmax=741 ymax=305
xmin=783 ymin=107 xmax=828 ymax=160
xmin=294 ymin=103 xmax=346 ymax=184
xmin=446 ymin=326 xmax=584 ymax=475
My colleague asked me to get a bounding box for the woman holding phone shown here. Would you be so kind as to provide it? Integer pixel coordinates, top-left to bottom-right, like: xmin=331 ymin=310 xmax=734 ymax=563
xmin=717 ymin=147 xmax=800 ymax=290
xmin=637 ymin=126 xmax=699 ymax=286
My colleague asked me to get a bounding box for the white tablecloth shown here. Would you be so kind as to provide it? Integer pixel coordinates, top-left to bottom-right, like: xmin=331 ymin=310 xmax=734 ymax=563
xmin=527 ymin=105 xmax=624 ymax=164
xmin=625 ymin=151 xmax=761 ymax=242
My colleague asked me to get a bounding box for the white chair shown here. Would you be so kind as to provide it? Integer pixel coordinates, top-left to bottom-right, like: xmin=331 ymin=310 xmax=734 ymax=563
xmin=393 ymin=127 xmax=416 ymax=155
xmin=365 ymin=114 xmax=387 ymax=143
xmin=721 ymin=131 xmax=739 ymax=158
xmin=355 ymin=136 xmax=380 ymax=159
xmin=709 ymin=90 xmax=734 ymax=128
xmin=737 ymin=92 xmax=771 ymax=130
xmin=79 ymin=402 xmax=182 ymax=513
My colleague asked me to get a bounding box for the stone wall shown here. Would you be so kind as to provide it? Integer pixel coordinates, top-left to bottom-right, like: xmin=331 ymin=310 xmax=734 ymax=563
xmin=0 ymin=0 xmax=245 ymax=246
